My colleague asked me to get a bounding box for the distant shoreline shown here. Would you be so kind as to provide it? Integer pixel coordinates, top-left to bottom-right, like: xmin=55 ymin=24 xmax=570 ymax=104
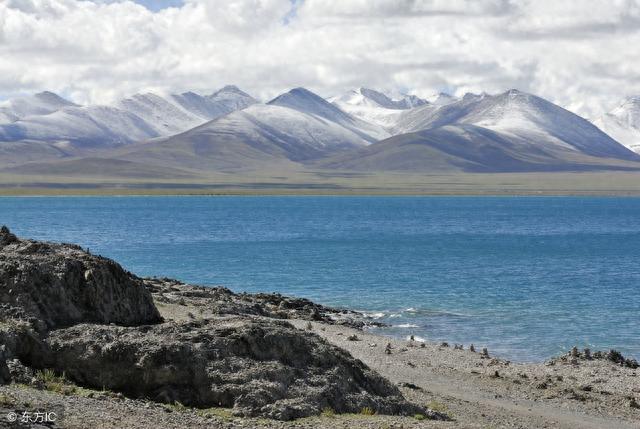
xmin=4 ymin=188 xmax=640 ymax=197
xmin=4 ymin=170 xmax=640 ymax=196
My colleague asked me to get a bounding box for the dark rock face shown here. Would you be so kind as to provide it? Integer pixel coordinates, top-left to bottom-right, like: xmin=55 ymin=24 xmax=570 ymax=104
xmin=0 ymin=226 xmax=162 ymax=330
xmin=0 ymin=347 xmax=10 ymax=384
xmin=46 ymin=319 xmax=423 ymax=420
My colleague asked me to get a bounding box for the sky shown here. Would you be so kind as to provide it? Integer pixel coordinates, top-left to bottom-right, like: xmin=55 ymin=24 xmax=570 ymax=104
xmin=1 ymin=0 xmax=640 ymax=118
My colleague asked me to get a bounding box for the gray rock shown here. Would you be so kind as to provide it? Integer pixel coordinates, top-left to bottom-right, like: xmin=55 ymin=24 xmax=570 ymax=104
xmin=0 ymin=347 xmax=10 ymax=384
xmin=6 ymin=358 xmax=36 ymax=385
xmin=144 ymin=277 xmax=383 ymax=329
xmin=0 ymin=320 xmax=49 ymax=377
xmin=0 ymin=226 xmax=162 ymax=329
xmin=46 ymin=318 xmax=425 ymax=420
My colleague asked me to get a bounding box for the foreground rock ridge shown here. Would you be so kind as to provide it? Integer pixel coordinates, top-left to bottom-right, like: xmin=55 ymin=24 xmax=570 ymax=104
xmin=0 ymin=226 xmax=437 ymax=421
xmin=0 ymin=226 xmax=161 ymax=330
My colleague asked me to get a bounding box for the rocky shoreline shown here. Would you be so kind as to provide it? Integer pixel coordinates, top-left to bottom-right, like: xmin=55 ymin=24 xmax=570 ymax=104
xmin=1 ymin=226 xmax=639 ymax=428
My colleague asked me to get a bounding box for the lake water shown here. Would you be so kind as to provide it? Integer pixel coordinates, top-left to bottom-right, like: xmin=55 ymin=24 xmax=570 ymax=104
xmin=1 ymin=196 xmax=639 ymax=362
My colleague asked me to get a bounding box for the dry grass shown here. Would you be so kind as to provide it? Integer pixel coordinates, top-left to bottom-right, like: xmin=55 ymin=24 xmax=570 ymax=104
xmin=3 ymin=171 xmax=640 ymax=196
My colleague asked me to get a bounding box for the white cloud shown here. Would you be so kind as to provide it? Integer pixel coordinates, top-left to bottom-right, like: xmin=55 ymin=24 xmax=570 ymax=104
xmin=0 ymin=0 xmax=639 ymax=117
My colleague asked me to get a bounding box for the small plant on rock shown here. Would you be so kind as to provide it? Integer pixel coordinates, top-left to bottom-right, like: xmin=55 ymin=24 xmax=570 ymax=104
xmin=360 ymin=406 xmax=375 ymax=415
xmin=36 ymin=369 xmax=76 ymax=395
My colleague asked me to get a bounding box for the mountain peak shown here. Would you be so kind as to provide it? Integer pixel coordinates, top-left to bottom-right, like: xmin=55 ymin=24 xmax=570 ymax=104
xmin=33 ymin=91 xmax=77 ymax=106
xmin=268 ymin=87 xmax=389 ymax=142
xmin=268 ymin=87 xmax=329 ymax=108
xmin=219 ymin=85 xmax=241 ymax=92
xmin=428 ymin=92 xmax=457 ymax=106
xmin=210 ymin=85 xmax=254 ymax=100
xmin=356 ymin=88 xmax=427 ymax=110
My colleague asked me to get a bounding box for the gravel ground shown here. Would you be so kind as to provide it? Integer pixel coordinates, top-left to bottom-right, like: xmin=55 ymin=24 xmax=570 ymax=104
xmin=289 ymin=320 xmax=640 ymax=429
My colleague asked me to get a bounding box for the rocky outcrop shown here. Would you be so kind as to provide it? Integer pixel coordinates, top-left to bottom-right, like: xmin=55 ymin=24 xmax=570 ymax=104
xmin=0 ymin=227 xmax=439 ymax=421
xmin=0 ymin=226 xmax=162 ymax=330
xmin=46 ymin=319 xmax=424 ymax=420
xmin=145 ymin=277 xmax=382 ymax=328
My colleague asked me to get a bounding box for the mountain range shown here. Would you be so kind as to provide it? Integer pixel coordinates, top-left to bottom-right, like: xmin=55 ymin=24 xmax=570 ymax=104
xmin=1 ymin=85 xmax=640 ymax=180
xmin=594 ymin=97 xmax=640 ymax=153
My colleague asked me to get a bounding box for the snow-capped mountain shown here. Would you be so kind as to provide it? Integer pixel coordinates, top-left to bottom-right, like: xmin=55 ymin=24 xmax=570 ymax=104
xmin=115 ymin=87 xmax=257 ymax=137
xmin=116 ymin=93 xmax=203 ymax=136
xmin=0 ymin=86 xmax=257 ymax=155
xmin=329 ymin=88 xmax=428 ymax=129
xmin=355 ymin=88 xmax=428 ymax=110
xmin=0 ymin=91 xmax=77 ymax=123
xmin=425 ymin=92 xmax=457 ymax=106
xmin=393 ymin=89 xmax=636 ymax=160
xmin=269 ymin=87 xmax=389 ymax=141
xmin=2 ymin=85 xmax=640 ymax=176
xmin=207 ymin=85 xmax=257 ymax=112
xmin=112 ymin=94 xmax=378 ymax=172
xmin=319 ymin=89 xmax=639 ymax=173
xmin=593 ymin=97 xmax=640 ymax=153
xmin=0 ymin=104 xmax=158 ymax=148
xmin=170 ymin=86 xmax=257 ymax=121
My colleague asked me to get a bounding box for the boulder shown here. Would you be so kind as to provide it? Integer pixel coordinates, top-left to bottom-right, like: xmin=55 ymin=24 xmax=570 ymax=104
xmin=46 ymin=318 xmax=425 ymax=420
xmin=0 ymin=226 xmax=162 ymax=329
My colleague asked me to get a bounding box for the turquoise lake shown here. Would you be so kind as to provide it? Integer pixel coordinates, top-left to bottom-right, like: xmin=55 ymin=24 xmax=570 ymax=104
xmin=1 ymin=196 xmax=639 ymax=362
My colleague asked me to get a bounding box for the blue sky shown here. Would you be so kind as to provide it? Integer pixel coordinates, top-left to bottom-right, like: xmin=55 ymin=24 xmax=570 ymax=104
xmin=132 ymin=0 xmax=184 ymax=11
xmin=130 ymin=0 xmax=302 ymax=16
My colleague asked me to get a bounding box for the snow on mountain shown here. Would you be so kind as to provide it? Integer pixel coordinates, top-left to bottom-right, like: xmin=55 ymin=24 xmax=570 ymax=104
xmin=183 ymin=102 xmax=372 ymax=159
xmin=593 ymin=97 xmax=640 ymax=153
xmin=357 ymin=88 xmax=428 ymax=110
xmin=113 ymin=102 xmax=374 ymax=172
xmin=318 ymin=122 xmax=640 ymax=173
xmin=208 ymin=85 xmax=257 ymax=112
xmin=117 ymin=87 xmax=257 ymax=135
xmin=0 ymin=91 xmax=77 ymax=124
xmin=269 ymin=87 xmax=389 ymax=142
xmin=171 ymin=85 xmax=257 ymax=121
xmin=329 ymin=87 xmax=428 ymax=129
xmin=117 ymin=92 xmax=202 ymax=135
xmin=3 ymin=85 xmax=639 ymax=174
xmin=425 ymin=92 xmax=457 ymax=106
xmin=393 ymin=89 xmax=637 ymax=160
xmin=0 ymin=86 xmax=258 ymax=156
xmin=0 ymin=105 xmax=159 ymax=148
